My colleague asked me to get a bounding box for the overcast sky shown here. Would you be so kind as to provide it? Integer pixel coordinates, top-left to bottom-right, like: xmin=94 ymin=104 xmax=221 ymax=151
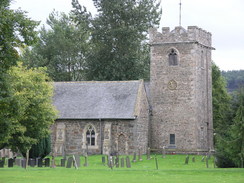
xmin=11 ymin=0 xmax=244 ymax=71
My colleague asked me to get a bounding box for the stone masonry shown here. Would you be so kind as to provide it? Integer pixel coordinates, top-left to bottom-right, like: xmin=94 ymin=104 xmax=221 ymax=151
xmin=149 ymin=26 xmax=214 ymax=152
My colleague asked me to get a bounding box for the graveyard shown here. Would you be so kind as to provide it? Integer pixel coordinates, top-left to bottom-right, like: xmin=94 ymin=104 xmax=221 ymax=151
xmin=0 ymin=154 xmax=243 ymax=183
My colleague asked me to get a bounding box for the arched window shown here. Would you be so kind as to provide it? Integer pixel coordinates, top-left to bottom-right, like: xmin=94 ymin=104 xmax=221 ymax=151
xmin=86 ymin=125 xmax=95 ymax=146
xmin=168 ymin=49 xmax=178 ymax=66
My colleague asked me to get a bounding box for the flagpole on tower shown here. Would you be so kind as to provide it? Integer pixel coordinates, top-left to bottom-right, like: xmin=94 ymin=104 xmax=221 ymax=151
xmin=179 ymin=0 xmax=182 ymax=26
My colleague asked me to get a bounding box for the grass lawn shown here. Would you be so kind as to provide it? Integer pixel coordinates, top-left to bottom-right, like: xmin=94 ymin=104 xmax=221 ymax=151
xmin=0 ymin=155 xmax=243 ymax=183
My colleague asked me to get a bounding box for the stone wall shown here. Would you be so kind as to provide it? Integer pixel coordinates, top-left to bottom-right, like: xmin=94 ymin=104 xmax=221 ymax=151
xmin=149 ymin=26 xmax=213 ymax=152
xmin=51 ymin=81 xmax=149 ymax=155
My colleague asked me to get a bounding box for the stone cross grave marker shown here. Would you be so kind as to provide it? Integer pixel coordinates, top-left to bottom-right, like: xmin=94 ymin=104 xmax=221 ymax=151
xmin=121 ymin=157 xmax=124 ymax=168
xmin=66 ymin=157 xmax=73 ymax=168
xmin=126 ymin=156 xmax=131 ymax=168
xmin=132 ymin=152 xmax=137 ymax=162
xmin=185 ymin=155 xmax=189 ymax=164
xmin=74 ymin=155 xmax=80 ymax=167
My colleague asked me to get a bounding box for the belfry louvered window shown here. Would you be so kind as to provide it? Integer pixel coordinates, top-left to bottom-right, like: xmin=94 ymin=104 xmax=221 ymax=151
xmin=86 ymin=125 xmax=95 ymax=146
xmin=169 ymin=49 xmax=178 ymax=66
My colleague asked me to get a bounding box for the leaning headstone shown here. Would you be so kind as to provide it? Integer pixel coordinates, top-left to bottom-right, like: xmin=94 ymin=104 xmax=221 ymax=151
xmin=66 ymin=157 xmax=73 ymax=168
xmin=73 ymin=155 xmax=78 ymax=169
xmin=74 ymin=155 xmax=80 ymax=167
xmin=121 ymin=158 xmax=124 ymax=168
xmin=201 ymin=156 xmax=205 ymax=162
xmin=115 ymin=156 xmax=119 ymax=168
xmin=147 ymin=148 xmax=151 ymax=160
xmin=37 ymin=158 xmax=43 ymax=167
xmin=29 ymin=159 xmax=35 ymax=167
xmin=192 ymin=156 xmax=195 ymax=163
xmin=102 ymin=156 xmax=106 ymax=165
xmin=132 ymin=152 xmax=137 ymax=162
xmin=185 ymin=155 xmax=189 ymax=164
xmin=61 ymin=159 xmax=66 ymax=167
xmin=44 ymin=158 xmax=50 ymax=167
xmin=0 ymin=160 xmax=4 ymax=168
xmin=126 ymin=156 xmax=131 ymax=168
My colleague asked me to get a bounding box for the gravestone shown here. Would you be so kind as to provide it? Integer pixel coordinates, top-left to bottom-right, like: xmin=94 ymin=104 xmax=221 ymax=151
xmin=121 ymin=157 xmax=124 ymax=168
xmin=2 ymin=157 xmax=5 ymax=165
xmin=8 ymin=158 xmax=14 ymax=167
xmin=162 ymin=146 xmax=166 ymax=158
xmin=84 ymin=155 xmax=88 ymax=167
xmin=206 ymin=157 xmax=209 ymax=168
xmin=102 ymin=156 xmax=106 ymax=165
xmin=185 ymin=155 xmax=189 ymax=164
xmin=108 ymin=156 xmax=113 ymax=169
xmin=29 ymin=159 xmax=35 ymax=167
xmin=66 ymin=157 xmax=73 ymax=168
xmin=155 ymin=155 xmax=158 ymax=170
xmin=0 ymin=160 xmax=4 ymax=168
xmin=37 ymin=158 xmax=43 ymax=167
xmin=192 ymin=156 xmax=195 ymax=163
xmin=74 ymin=155 xmax=80 ymax=167
xmin=51 ymin=156 xmax=56 ymax=168
xmin=44 ymin=158 xmax=50 ymax=167
xmin=201 ymin=156 xmax=205 ymax=162
xmin=15 ymin=158 xmax=22 ymax=166
xmin=61 ymin=159 xmax=66 ymax=167
xmin=132 ymin=152 xmax=137 ymax=162
xmin=21 ymin=159 xmax=26 ymax=168
xmin=138 ymin=149 xmax=142 ymax=161
xmin=73 ymin=155 xmax=78 ymax=169
xmin=147 ymin=148 xmax=151 ymax=160
xmin=126 ymin=156 xmax=131 ymax=168
xmin=115 ymin=156 xmax=119 ymax=168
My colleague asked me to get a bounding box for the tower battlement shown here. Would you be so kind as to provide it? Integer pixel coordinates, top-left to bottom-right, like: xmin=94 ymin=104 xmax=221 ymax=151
xmin=149 ymin=26 xmax=212 ymax=48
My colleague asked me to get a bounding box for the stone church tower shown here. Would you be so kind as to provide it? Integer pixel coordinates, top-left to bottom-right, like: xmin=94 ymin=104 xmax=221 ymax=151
xmin=149 ymin=26 xmax=214 ymax=153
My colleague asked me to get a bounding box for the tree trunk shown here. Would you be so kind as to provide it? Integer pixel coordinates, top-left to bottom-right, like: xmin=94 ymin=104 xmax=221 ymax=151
xmin=25 ymin=149 xmax=29 ymax=169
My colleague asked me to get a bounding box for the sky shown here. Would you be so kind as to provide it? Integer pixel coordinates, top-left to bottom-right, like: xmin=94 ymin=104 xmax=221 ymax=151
xmin=11 ymin=0 xmax=244 ymax=71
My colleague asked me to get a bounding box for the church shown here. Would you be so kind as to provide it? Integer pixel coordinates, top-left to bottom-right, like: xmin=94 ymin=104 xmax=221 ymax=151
xmin=51 ymin=26 xmax=214 ymax=155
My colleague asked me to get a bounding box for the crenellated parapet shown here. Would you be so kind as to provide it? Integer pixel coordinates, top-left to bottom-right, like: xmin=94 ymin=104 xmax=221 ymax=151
xmin=149 ymin=26 xmax=213 ymax=49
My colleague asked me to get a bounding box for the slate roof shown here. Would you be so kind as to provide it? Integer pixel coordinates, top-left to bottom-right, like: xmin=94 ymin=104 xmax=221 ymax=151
xmin=53 ymin=81 xmax=141 ymax=119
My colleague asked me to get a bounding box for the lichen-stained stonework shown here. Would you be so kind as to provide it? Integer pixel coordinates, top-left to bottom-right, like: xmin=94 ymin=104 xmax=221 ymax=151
xmin=149 ymin=26 xmax=214 ymax=152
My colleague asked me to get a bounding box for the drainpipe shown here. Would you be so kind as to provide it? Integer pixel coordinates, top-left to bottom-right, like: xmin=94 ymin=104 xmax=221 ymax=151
xmin=99 ymin=119 xmax=103 ymax=154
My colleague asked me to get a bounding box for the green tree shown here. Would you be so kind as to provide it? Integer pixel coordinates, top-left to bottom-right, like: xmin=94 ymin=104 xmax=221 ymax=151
xmin=22 ymin=11 xmax=90 ymax=81
xmin=71 ymin=0 xmax=161 ymax=80
xmin=6 ymin=63 xmax=57 ymax=156
xmin=29 ymin=135 xmax=51 ymax=159
xmin=0 ymin=0 xmax=39 ymax=147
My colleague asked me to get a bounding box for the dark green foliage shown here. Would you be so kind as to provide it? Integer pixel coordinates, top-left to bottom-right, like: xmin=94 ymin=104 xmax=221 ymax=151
xmin=0 ymin=0 xmax=39 ymax=146
xmin=71 ymin=0 xmax=161 ymax=81
xmin=222 ymin=70 xmax=244 ymax=92
xmin=29 ymin=136 xmax=51 ymax=158
xmin=21 ymin=11 xmax=89 ymax=81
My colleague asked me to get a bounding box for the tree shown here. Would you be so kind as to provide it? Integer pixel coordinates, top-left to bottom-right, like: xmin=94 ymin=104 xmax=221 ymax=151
xmin=71 ymin=0 xmax=161 ymax=81
xmin=0 ymin=0 xmax=39 ymax=147
xmin=29 ymin=135 xmax=51 ymax=159
xmin=6 ymin=63 xmax=57 ymax=156
xmin=22 ymin=11 xmax=90 ymax=81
